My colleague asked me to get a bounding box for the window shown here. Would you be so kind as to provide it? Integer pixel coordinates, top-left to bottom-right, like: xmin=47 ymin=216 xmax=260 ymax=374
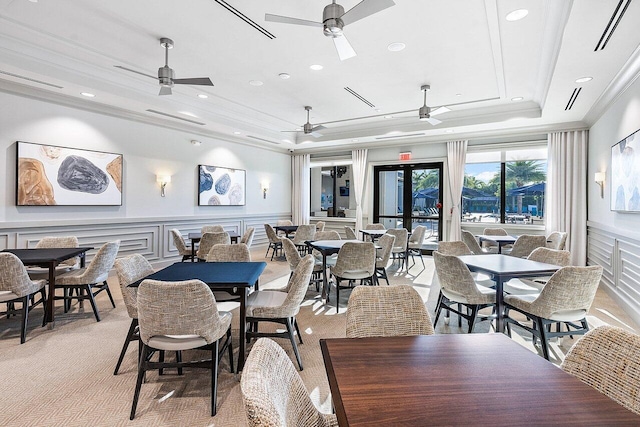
xmin=310 ymin=164 xmax=353 ymax=218
xmin=463 ymin=145 xmax=547 ymax=226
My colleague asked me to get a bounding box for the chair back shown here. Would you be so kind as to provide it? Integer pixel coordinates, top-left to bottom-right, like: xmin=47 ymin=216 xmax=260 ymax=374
xmin=137 ymin=279 xmax=226 ymax=345
xmin=561 ymin=326 xmax=640 ymax=415
xmin=0 ymin=253 xmax=40 ymax=297
xmin=527 ymin=265 xmax=603 ymax=319
xmin=433 ymin=251 xmax=490 ymax=302
xmin=408 ymin=225 xmax=427 ymax=248
xmin=114 ymin=254 xmax=154 ymax=319
xmin=201 ymin=225 xmax=224 ymax=234
xmin=483 ymin=227 xmax=508 ymax=236
xmin=333 ymin=242 xmax=376 ymax=279
xmin=241 ymin=227 xmax=255 ymax=247
xmin=438 ymin=241 xmax=472 ymax=256
xmin=264 ymin=224 xmax=282 ymax=244
xmin=509 ymin=235 xmax=547 ymax=258
xmin=282 ymin=238 xmax=301 ymax=271
xmin=315 ymin=221 xmax=325 ymax=232
xmin=207 ymin=243 xmax=251 ymax=262
xmin=386 ymin=228 xmax=408 ymax=252
xmin=82 ymin=241 xmax=120 ymax=283
xmin=365 ymin=223 xmax=385 ymax=230
xmin=546 ymin=231 xmax=568 ymax=250
xmin=196 ymin=232 xmax=230 ymax=259
xmin=375 ymin=234 xmax=395 ymax=268
xmin=527 ymin=247 xmax=571 ymax=266
xmin=170 ymin=229 xmax=190 ymax=256
xmin=314 ymin=230 xmax=340 ymax=241
xmin=344 ymin=226 xmax=357 ymax=240
xmin=346 ymin=285 xmax=434 ymax=338
xmin=276 ymin=220 xmax=293 ymax=226
xmin=292 ymin=224 xmax=316 ymax=244
xmin=461 ymin=230 xmax=485 ymax=255
xmin=241 ymin=338 xmax=335 ymax=426
xmin=36 ymin=236 xmax=79 ymax=267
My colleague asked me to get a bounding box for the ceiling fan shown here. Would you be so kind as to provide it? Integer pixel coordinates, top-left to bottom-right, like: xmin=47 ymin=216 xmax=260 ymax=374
xmin=265 ymin=0 xmax=396 ymax=61
xmin=116 ymin=38 xmax=213 ymax=96
xmin=418 ymin=85 xmax=449 ymax=125
xmin=282 ymin=106 xmax=326 ymax=138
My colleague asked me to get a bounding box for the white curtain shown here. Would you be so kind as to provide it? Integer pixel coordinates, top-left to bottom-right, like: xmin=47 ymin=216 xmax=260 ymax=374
xmin=547 ymin=130 xmax=588 ymax=266
xmin=446 ymin=140 xmax=468 ymax=241
xmin=352 ymin=149 xmax=368 ymax=232
xmin=291 ymin=154 xmax=310 ymax=225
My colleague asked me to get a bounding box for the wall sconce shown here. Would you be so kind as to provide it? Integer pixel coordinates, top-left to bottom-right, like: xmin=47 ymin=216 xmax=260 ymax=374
xmin=594 ymin=172 xmax=605 ymax=198
xmin=261 ymin=181 xmax=270 ymax=199
xmin=156 ymin=175 xmax=172 ymax=197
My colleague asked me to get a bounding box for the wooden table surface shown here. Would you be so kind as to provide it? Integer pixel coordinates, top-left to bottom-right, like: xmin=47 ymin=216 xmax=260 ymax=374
xmin=320 ymin=334 xmax=640 ymax=426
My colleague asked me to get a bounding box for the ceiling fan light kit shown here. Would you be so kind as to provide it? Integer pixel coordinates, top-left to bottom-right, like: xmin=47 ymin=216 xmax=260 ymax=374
xmin=153 ymin=38 xmax=214 ymax=96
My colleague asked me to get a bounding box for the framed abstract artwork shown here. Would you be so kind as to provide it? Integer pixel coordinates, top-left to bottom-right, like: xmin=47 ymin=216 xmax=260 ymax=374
xmin=16 ymin=141 xmax=123 ymax=206
xmin=612 ymin=128 xmax=640 ymax=212
xmin=198 ymin=164 xmax=246 ymax=206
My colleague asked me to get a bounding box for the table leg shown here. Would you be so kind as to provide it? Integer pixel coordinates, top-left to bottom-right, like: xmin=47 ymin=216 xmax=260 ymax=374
xmin=321 ymin=253 xmax=328 ymax=300
xmin=237 ymin=288 xmax=247 ymax=372
xmin=495 ymin=275 xmax=505 ymax=332
xmin=191 ymin=241 xmax=196 ymax=262
xmin=45 ymin=262 xmax=56 ymax=325
xmin=497 ymin=243 xmax=503 ymax=254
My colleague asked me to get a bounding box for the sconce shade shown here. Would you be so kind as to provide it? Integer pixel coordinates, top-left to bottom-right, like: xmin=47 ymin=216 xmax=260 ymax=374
xmin=156 ymin=175 xmax=172 ymax=184
xmin=594 ymin=172 xmax=605 ymax=183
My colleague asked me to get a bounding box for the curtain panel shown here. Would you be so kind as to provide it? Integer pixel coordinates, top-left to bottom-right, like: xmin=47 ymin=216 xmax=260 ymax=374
xmin=352 ymin=149 xmax=368 ymax=233
xmin=446 ymin=140 xmax=468 ymax=241
xmin=291 ymin=154 xmax=310 ymax=225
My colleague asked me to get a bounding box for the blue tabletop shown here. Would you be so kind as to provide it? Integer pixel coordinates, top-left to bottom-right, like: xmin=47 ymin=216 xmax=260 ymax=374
xmin=130 ymin=261 xmax=266 ymax=288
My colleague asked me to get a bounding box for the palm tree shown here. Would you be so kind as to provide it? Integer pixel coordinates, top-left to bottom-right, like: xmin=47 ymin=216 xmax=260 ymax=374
xmin=506 ymin=161 xmax=546 ymax=188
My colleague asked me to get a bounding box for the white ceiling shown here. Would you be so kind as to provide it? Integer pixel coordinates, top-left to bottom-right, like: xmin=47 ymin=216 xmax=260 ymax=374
xmin=0 ymin=0 xmax=639 ymax=152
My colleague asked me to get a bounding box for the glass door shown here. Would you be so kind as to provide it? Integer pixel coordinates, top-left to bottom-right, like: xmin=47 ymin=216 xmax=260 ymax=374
xmin=373 ymin=162 xmax=443 ymax=251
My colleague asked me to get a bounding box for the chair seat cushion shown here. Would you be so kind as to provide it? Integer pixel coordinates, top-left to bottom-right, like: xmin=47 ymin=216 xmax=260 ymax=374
xmin=442 ymin=285 xmax=495 ymax=305
xmin=148 ymin=334 xmax=208 ymax=351
xmin=56 ymin=268 xmax=108 ymax=285
xmin=503 ymin=278 xmax=543 ymax=295
xmin=334 ymin=270 xmax=373 ymax=280
xmin=0 ymin=290 xmax=19 ymax=303
xmin=246 ymin=291 xmax=288 ymax=317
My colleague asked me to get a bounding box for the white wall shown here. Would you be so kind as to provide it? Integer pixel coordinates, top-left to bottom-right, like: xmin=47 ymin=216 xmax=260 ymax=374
xmin=0 ymin=91 xmax=291 ymax=225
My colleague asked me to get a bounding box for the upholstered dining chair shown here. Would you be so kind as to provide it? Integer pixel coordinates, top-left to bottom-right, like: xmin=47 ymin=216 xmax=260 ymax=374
xmin=504 ymin=265 xmax=603 ymax=360
xmin=292 ymin=224 xmax=316 ymax=256
xmin=196 ymin=232 xmax=230 ymax=261
xmin=240 ymin=227 xmax=255 ymax=248
xmin=561 ymin=326 xmax=640 ymax=415
xmin=546 ymin=231 xmax=568 ymax=250
xmin=276 ymin=219 xmax=294 ymax=238
xmin=245 ymin=255 xmax=315 ymax=370
xmin=314 ymin=230 xmax=340 ymax=241
xmin=201 ymin=225 xmax=225 ymax=233
xmin=503 ymin=247 xmax=571 ymax=295
xmin=0 ymin=253 xmax=47 ymax=343
xmin=241 ymin=338 xmax=338 ymax=427
xmin=461 ymin=230 xmax=494 ymax=254
xmin=27 ymin=236 xmax=80 ymax=278
xmin=374 ymin=233 xmax=395 ymax=285
xmin=344 ymin=225 xmax=357 ymax=240
xmin=315 ymin=221 xmax=325 ymax=232
xmin=385 ymin=228 xmax=409 ymax=269
xmin=437 ymin=241 xmax=494 ymax=285
xmin=506 ymin=234 xmax=547 ymax=258
xmin=55 ymin=240 xmax=120 ymax=322
xmin=330 ymin=242 xmax=376 ymax=312
xmin=407 ymin=225 xmax=427 ymax=267
xmin=346 ymin=285 xmax=434 ymax=338
xmin=365 ymin=223 xmax=386 ymax=230
xmin=206 ymin=243 xmax=251 ymax=262
xmin=170 ymin=228 xmax=193 ymax=262
xmin=264 ymin=224 xmax=283 ymax=260
xmin=482 ymin=227 xmax=508 ymax=250
xmin=131 ymin=279 xmax=233 ymax=419
xmin=433 ymin=251 xmax=496 ymax=333
xmin=112 ymin=254 xmax=154 ymax=375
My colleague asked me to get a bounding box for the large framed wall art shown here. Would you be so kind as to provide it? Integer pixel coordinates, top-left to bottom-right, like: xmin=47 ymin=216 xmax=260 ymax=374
xmin=16 ymin=141 xmax=123 ymax=206
xmin=612 ymin=128 xmax=640 ymax=212
xmin=198 ymin=164 xmax=246 ymax=206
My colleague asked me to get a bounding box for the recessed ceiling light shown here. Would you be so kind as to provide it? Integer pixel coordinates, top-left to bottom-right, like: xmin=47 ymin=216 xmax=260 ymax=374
xmin=511 ymin=96 xmax=524 ymax=101
xmin=295 ymin=128 xmax=302 ymax=131
xmin=190 ymin=140 xmax=202 ymax=146
xmin=179 ymin=111 xmax=198 ymax=117
xmin=282 ymin=139 xmax=292 ymax=143
xmin=506 ymin=9 xmax=528 ymax=21
xmin=575 ymin=77 xmax=593 ymax=83
xmin=80 ymin=92 xmax=95 ymax=97
xmin=310 ymin=64 xmax=324 ymax=71
xmin=28 ymin=0 xmax=38 ymax=3
xmin=456 ymin=93 xmax=462 ymax=97
xmin=197 ymin=94 xmax=208 ymax=99
xmin=445 ymin=129 xmax=455 ymax=133
xmin=375 ymin=109 xmax=381 ymax=112
xmin=387 ymin=42 xmax=406 ymax=52
xmin=279 ymin=73 xmax=291 ymax=79
xmin=233 ymin=131 xmax=242 ymax=135
xmin=384 ymin=115 xmax=393 ymax=119
xmin=352 ymin=139 xmax=359 ymax=142
xmin=249 ymin=80 xmax=263 ymax=86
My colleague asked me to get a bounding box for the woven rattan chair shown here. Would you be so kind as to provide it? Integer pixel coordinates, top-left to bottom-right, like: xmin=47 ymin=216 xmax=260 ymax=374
xmin=276 ymin=219 xmax=294 ymax=237
xmin=206 ymin=243 xmax=251 ymax=262
xmin=546 ymin=231 xmax=568 ymax=250
xmin=264 ymin=224 xmax=283 ymax=260
xmin=438 ymin=241 xmax=472 ymax=256
xmin=246 ymin=255 xmax=315 ymax=370
xmin=506 ymin=234 xmax=547 ymax=258
xmin=292 ymin=224 xmax=316 ymax=256
xmin=315 ymin=221 xmax=325 ymax=232
xmin=201 ymin=225 xmax=225 ymax=233
xmin=482 ymin=227 xmax=508 ymax=250
xmin=461 ymin=230 xmax=494 ymax=254
xmin=330 ymin=242 xmax=376 ymax=312
xmin=196 ymin=232 xmax=230 ymax=261
xmin=314 ymin=230 xmax=340 ymax=241
xmin=504 ymin=265 xmax=603 ymax=360
xmin=386 ymin=228 xmax=409 ymax=269
xmin=344 ymin=226 xmax=357 ymax=240
xmin=375 ymin=234 xmax=395 ymax=285
xmin=407 ymin=225 xmax=427 ymax=267
xmin=170 ymin=229 xmax=193 ymax=262
xmin=55 ymin=241 xmax=120 ymax=322
xmin=365 ymin=223 xmax=386 ymax=230
xmin=240 ymin=227 xmax=255 ymax=248
xmin=433 ymin=251 xmax=496 ymax=333
xmin=346 ymin=285 xmax=434 ymax=338
xmin=0 ymin=253 xmax=47 ymax=343
xmin=241 ymin=338 xmax=338 ymax=427
xmin=503 ymin=247 xmax=571 ymax=295
xmin=131 ymin=279 xmax=233 ymax=419
xmin=561 ymin=326 xmax=640 ymax=415
xmin=112 ymin=254 xmax=154 ymax=375
xmin=27 ymin=236 xmax=80 ymax=278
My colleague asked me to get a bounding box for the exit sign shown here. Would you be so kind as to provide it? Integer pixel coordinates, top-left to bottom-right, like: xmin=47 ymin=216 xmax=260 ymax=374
xmin=399 ymin=152 xmax=412 ymax=161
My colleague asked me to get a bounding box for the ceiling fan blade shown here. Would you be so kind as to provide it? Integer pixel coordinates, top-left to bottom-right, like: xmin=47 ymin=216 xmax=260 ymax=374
xmin=265 ymin=13 xmax=323 ymax=27
xmin=159 ymin=86 xmax=172 ymax=96
xmin=430 ymin=106 xmax=451 ymax=116
xmin=341 ymin=0 xmax=396 ymax=26
xmin=173 ymin=77 xmax=214 ymax=86
xmin=333 ymin=35 xmax=357 ymax=61
xmin=114 ymin=65 xmax=158 ymax=80
xmin=425 ymin=117 xmax=442 ymax=126
xmin=310 ymin=130 xmax=323 ymax=138
xmin=312 ymin=125 xmax=326 ymax=132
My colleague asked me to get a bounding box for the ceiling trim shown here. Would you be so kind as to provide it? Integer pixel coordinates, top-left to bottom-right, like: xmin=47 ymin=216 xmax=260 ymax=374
xmin=483 ymin=0 xmax=506 ymax=100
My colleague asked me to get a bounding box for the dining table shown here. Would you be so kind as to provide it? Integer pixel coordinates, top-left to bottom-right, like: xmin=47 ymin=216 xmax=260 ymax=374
xmin=475 ymin=234 xmax=517 ymax=253
xmin=457 ymin=254 xmax=559 ymax=332
xmin=274 ymin=224 xmax=298 ymax=238
xmin=187 ymin=231 xmax=240 ymax=261
xmin=2 ymin=247 xmax=93 ymax=326
xmin=358 ymin=229 xmax=386 ymax=241
xmin=130 ymin=261 xmax=266 ymax=372
xmin=320 ymin=334 xmax=640 ymax=426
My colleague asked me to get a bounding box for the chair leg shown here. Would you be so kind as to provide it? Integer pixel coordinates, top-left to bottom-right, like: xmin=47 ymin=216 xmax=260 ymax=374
xmin=335 ymin=278 xmax=340 ymax=313
xmin=211 ymin=340 xmax=220 ymax=416
xmin=458 ymin=304 xmax=462 ymax=328
xmin=286 ymin=317 xmax=303 ymax=371
xmin=176 ymin=351 xmax=183 ymax=376
xmin=433 ymin=291 xmax=444 ymax=326
xmin=468 ymin=306 xmax=479 ymax=334
xmin=104 ymin=281 xmax=116 ymax=308
xmin=114 ymin=319 xmax=138 ymax=375
xmin=130 ymin=345 xmax=148 ymax=420
xmin=536 ymin=317 xmax=550 ymax=360
xmin=294 ymin=318 xmax=304 ymax=344
xmin=40 ymin=288 xmax=47 ymax=327
xmin=85 ymin=285 xmax=101 ymax=322
xmin=20 ymin=295 xmax=29 ymax=344
xmin=226 ymin=328 xmax=234 ymax=373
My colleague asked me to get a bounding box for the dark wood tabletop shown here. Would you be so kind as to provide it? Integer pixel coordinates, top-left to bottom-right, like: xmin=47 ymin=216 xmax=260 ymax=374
xmin=187 ymin=231 xmax=239 ymax=242
xmin=320 ymin=334 xmax=640 ymax=426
